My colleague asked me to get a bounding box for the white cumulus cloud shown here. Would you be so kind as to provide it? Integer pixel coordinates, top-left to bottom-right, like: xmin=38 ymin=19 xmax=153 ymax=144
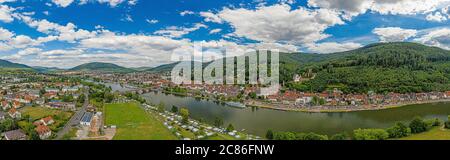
xmin=208 ymin=4 xmax=344 ymax=45
xmin=373 ymin=27 xmax=418 ymax=42
xmin=306 ymin=42 xmax=362 ymax=53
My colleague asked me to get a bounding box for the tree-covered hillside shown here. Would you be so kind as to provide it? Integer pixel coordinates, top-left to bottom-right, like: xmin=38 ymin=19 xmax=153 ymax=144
xmin=70 ymin=62 xmax=135 ymax=73
xmin=0 ymin=59 xmax=32 ymax=69
xmin=287 ymin=42 xmax=450 ymax=94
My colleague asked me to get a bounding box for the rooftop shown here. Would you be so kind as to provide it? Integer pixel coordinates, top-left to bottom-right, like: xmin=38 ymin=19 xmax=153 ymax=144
xmin=81 ymin=112 xmax=94 ymax=123
xmin=3 ymin=129 xmax=27 ymax=140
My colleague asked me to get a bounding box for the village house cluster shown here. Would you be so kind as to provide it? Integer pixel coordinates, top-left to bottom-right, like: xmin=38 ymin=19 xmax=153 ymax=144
xmin=86 ymin=72 xmax=450 ymax=111
xmin=0 ymin=74 xmax=84 ymax=140
xmin=264 ymin=90 xmax=450 ymax=108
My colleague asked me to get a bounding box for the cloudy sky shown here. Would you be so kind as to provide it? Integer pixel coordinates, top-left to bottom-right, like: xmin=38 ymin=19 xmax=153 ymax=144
xmin=0 ymin=0 xmax=449 ymax=68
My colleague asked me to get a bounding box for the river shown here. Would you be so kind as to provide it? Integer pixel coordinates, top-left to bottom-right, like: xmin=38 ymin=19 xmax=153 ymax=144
xmin=105 ymin=83 xmax=450 ymax=136
xmin=142 ymin=92 xmax=450 ymax=136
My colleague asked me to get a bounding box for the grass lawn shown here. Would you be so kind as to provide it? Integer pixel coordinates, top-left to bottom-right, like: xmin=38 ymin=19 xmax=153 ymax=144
xmin=61 ymin=128 xmax=78 ymax=140
xmin=21 ymin=107 xmax=72 ymax=120
xmin=104 ymin=102 xmax=177 ymax=140
xmin=399 ymin=127 xmax=450 ymax=140
xmin=204 ymin=134 xmax=236 ymax=140
xmin=21 ymin=107 xmax=73 ymax=132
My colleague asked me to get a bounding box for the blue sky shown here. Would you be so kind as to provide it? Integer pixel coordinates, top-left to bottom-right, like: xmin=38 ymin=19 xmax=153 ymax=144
xmin=0 ymin=0 xmax=449 ymax=68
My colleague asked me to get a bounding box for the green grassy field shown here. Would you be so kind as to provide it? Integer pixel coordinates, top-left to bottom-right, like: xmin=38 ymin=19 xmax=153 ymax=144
xmin=399 ymin=127 xmax=450 ymax=140
xmin=21 ymin=107 xmax=73 ymax=132
xmin=104 ymin=102 xmax=177 ymax=140
xmin=21 ymin=107 xmax=72 ymax=120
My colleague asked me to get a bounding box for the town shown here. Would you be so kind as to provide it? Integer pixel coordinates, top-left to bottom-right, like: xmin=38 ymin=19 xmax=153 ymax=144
xmin=0 ymin=70 xmax=260 ymax=140
xmin=86 ymin=72 xmax=450 ymax=112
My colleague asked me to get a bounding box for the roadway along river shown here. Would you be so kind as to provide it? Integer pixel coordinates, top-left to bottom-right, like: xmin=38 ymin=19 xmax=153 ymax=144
xmin=104 ymin=83 xmax=450 ymax=136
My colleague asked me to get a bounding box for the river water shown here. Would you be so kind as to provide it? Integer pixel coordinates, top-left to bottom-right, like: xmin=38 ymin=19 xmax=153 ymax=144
xmin=141 ymin=92 xmax=450 ymax=136
xmin=103 ymin=82 xmax=450 ymax=136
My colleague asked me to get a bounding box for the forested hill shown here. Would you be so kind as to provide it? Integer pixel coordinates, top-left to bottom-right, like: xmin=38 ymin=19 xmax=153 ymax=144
xmin=69 ymin=62 xmax=135 ymax=73
xmin=286 ymin=42 xmax=450 ymax=94
xmin=0 ymin=59 xmax=32 ymax=69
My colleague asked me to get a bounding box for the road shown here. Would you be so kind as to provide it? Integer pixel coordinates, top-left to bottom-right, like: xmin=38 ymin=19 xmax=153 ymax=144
xmin=55 ymin=90 xmax=89 ymax=139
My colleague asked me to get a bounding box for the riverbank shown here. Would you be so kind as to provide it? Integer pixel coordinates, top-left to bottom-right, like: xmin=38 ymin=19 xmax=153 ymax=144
xmin=246 ymin=99 xmax=450 ymax=113
xmin=155 ymin=90 xmax=450 ymax=113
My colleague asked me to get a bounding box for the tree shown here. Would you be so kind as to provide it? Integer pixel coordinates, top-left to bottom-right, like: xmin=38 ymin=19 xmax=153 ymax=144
xmin=353 ymin=129 xmax=389 ymax=140
xmin=273 ymin=132 xmax=296 ymax=140
xmin=248 ymin=92 xmax=257 ymax=99
xmin=214 ymin=117 xmax=223 ymax=127
xmin=171 ymin=106 xmax=179 ymax=113
xmin=77 ymin=94 xmax=85 ymax=103
xmin=180 ymin=108 xmax=189 ymax=124
xmin=431 ymin=118 xmax=442 ymax=127
xmin=39 ymin=89 xmax=46 ymax=96
xmin=104 ymin=92 xmax=115 ymax=103
xmin=445 ymin=121 xmax=450 ymax=129
xmin=409 ymin=117 xmax=429 ymax=134
xmin=266 ymin=129 xmax=274 ymax=140
xmin=0 ymin=119 xmax=17 ymax=132
xmin=331 ymin=133 xmax=348 ymax=140
xmin=386 ymin=122 xmax=411 ymax=138
xmin=226 ymin=124 xmax=235 ymax=132
xmin=62 ymin=94 xmax=74 ymax=102
xmin=297 ymin=132 xmax=328 ymax=140
xmin=157 ymin=102 xmax=165 ymax=112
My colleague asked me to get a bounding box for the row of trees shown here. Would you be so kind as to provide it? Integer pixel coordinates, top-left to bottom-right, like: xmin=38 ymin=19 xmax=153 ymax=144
xmin=124 ymin=92 xmax=145 ymax=103
xmin=266 ymin=116 xmax=448 ymax=140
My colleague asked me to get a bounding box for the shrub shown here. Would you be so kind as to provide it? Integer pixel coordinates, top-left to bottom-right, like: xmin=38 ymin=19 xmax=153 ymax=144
xmin=445 ymin=121 xmax=450 ymax=129
xmin=353 ymin=129 xmax=389 ymax=140
xmin=330 ymin=133 xmax=348 ymax=140
xmin=266 ymin=130 xmax=274 ymax=140
xmin=273 ymin=132 xmax=296 ymax=140
xmin=387 ymin=122 xmax=411 ymax=138
xmin=226 ymin=124 xmax=235 ymax=132
xmin=431 ymin=118 xmax=442 ymax=127
xmin=409 ymin=117 xmax=429 ymax=134
xmin=272 ymin=132 xmax=328 ymax=140
xmin=296 ymin=132 xmax=328 ymax=140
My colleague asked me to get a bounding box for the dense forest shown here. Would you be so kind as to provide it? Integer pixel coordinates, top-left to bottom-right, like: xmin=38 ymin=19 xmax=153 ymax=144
xmin=285 ymin=42 xmax=450 ymax=94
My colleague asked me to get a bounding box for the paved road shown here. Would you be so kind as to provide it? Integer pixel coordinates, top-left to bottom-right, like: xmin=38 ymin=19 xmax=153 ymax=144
xmin=55 ymin=91 xmax=89 ymax=139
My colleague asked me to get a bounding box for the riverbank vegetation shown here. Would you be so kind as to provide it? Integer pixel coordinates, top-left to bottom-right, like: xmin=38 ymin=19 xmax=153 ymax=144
xmin=266 ymin=116 xmax=450 ymax=140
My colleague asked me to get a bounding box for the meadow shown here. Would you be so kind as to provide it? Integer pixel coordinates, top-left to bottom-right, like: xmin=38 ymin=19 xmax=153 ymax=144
xmin=104 ymin=102 xmax=177 ymax=140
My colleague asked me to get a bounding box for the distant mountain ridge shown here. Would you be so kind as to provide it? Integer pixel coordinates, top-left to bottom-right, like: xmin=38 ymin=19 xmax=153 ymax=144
xmin=69 ymin=62 xmax=135 ymax=73
xmin=145 ymin=42 xmax=450 ymax=94
xmin=0 ymin=59 xmax=32 ymax=69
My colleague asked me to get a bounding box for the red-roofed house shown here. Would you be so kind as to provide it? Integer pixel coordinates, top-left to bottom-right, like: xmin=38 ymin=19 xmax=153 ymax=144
xmin=1 ymin=101 xmax=10 ymax=110
xmin=12 ymin=101 xmax=21 ymax=109
xmin=41 ymin=116 xmax=54 ymax=126
xmin=8 ymin=108 xmax=21 ymax=119
xmin=35 ymin=125 xmax=52 ymax=140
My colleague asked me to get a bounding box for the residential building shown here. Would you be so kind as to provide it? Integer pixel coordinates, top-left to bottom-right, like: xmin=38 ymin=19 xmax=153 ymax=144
xmin=35 ymin=125 xmax=52 ymax=140
xmin=8 ymin=108 xmax=21 ymax=119
xmin=1 ymin=101 xmax=10 ymax=110
xmin=2 ymin=129 xmax=27 ymax=140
